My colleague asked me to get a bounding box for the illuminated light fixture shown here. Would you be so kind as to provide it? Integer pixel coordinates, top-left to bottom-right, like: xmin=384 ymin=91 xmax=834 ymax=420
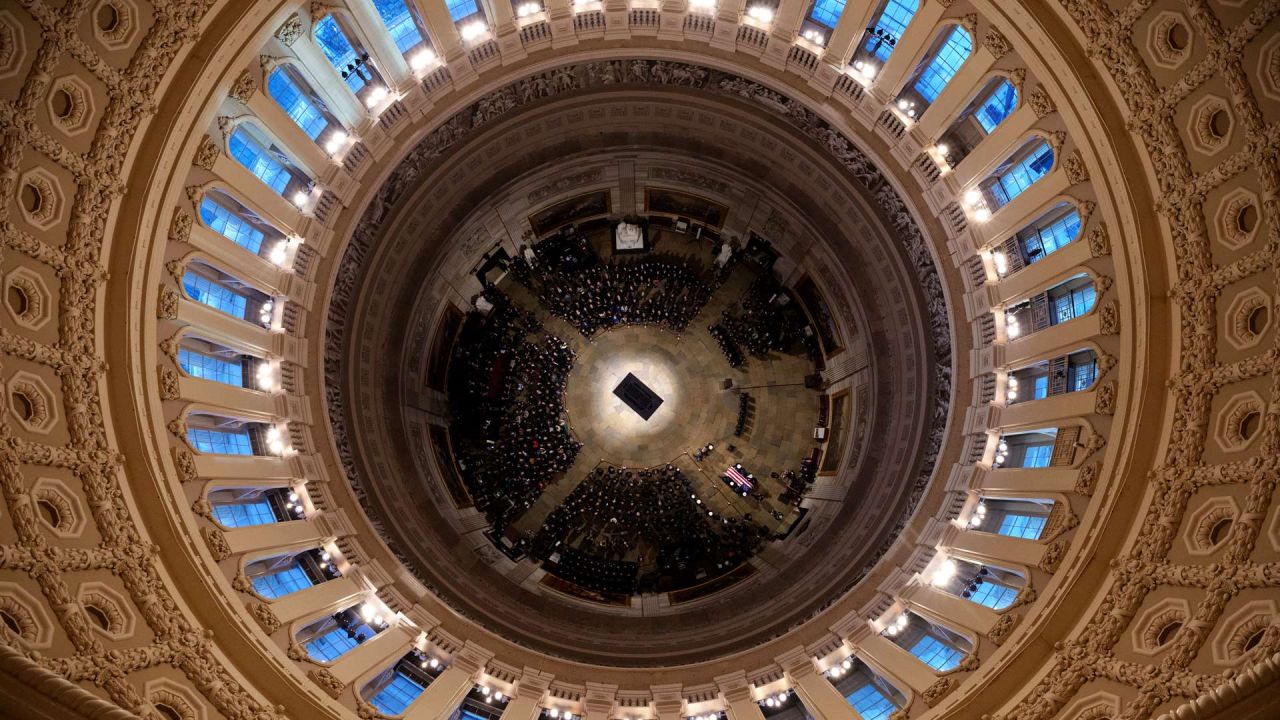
xmin=516 ymin=2 xmax=541 ymax=17
xmin=410 ymin=48 xmax=437 ymax=71
xmin=689 ymin=0 xmax=715 ymax=10
xmin=460 ymin=20 xmax=488 ymax=42
xmin=746 ymin=5 xmax=774 ymax=23
xmin=320 ymin=550 xmax=331 ymax=561
xmin=964 ymin=188 xmax=983 ymax=207
xmin=992 ymin=251 xmax=1008 ymax=275
xmin=897 ymin=98 xmax=909 ymax=110
xmin=494 ymin=691 xmax=505 ymax=702
xmin=256 ymin=363 xmax=276 ymax=391
xmin=359 ymin=602 xmax=376 ymax=621
xmin=292 ymin=190 xmax=308 ymax=208
xmin=549 ymin=709 xmax=561 ymax=718
xmin=269 ymin=239 xmax=290 ymax=266
xmin=974 ymin=206 xmax=992 ymax=222
xmin=428 ymin=657 xmax=440 ymax=669
xmin=842 ymin=658 xmax=852 ymax=670
xmin=801 ymin=29 xmax=824 ymax=44
xmin=936 ymin=143 xmax=949 ymax=155
xmin=931 ymin=558 xmax=958 ymax=586
xmin=324 ymin=129 xmax=348 ymax=155
xmin=480 ymin=686 xmax=491 ymax=696
xmin=266 ymin=425 xmax=287 ymax=455
xmin=364 ymin=85 xmax=388 ymax=109
xmin=258 ymin=299 xmax=275 ymax=327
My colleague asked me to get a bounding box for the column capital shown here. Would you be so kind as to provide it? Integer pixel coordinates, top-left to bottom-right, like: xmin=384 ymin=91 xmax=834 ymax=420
xmin=774 ymin=646 xmax=817 ymax=679
xmin=650 ymin=683 xmax=684 ymax=720
xmin=454 ymin=640 xmax=495 ymax=675
xmin=516 ymin=668 xmax=555 ymax=700
xmin=713 ymin=670 xmax=752 ymax=703
xmin=583 ymin=682 xmax=618 ymax=720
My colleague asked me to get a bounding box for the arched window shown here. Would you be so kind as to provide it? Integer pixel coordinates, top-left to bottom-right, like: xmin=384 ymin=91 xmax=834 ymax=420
xmin=930 ymin=557 xmax=1025 ymax=611
xmin=990 ymin=428 xmax=1060 ymax=469
xmin=315 ymin=14 xmax=378 ymax=96
xmin=970 ymin=497 xmax=1054 ymax=539
xmin=936 ymin=77 xmax=1019 ymax=167
xmin=1013 ymin=203 xmax=1082 ymax=267
xmin=188 ymin=426 xmax=253 ymax=455
xmin=209 ymin=486 xmax=295 ymax=528
xmin=298 ymin=605 xmax=384 ymax=662
xmin=199 ymin=194 xmax=265 ymax=253
xmin=372 ymin=0 xmax=429 ymax=55
xmin=857 ymin=0 xmax=918 ymax=64
xmin=911 ymin=25 xmax=973 ymax=105
xmin=267 ymin=67 xmax=332 ymax=140
xmin=228 ymin=126 xmax=310 ymax=199
xmin=363 ymin=652 xmax=444 ymax=715
xmin=177 ymin=335 xmax=265 ymax=389
xmin=809 ymin=0 xmax=846 ymax=29
xmin=830 ymin=658 xmax=905 ymax=720
xmin=183 ymin=268 xmax=248 ymax=319
xmin=1007 ymin=348 xmax=1098 ymax=403
xmin=982 ymin=139 xmax=1054 ymax=209
xmin=446 ymin=0 xmax=481 ymax=22
xmin=246 ymin=546 xmax=338 ymax=598
xmin=883 ymin=611 xmax=971 ymax=671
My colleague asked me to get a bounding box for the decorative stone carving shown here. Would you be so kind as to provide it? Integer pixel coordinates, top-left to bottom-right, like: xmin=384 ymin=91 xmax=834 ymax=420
xmin=1223 ymin=287 xmax=1270 ymax=350
xmin=201 ymin=527 xmax=231 ymax=561
xmin=173 ymin=447 xmax=198 ymax=482
xmin=1075 ymin=462 xmax=1100 ymax=496
xmin=922 ymin=677 xmax=957 ymax=707
xmin=307 ymin=668 xmax=345 ymax=698
xmin=1063 ymin=150 xmax=1088 ymax=184
xmin=1093 ymin=381 xmax=1116 ymax=415
xmin=1214 ymin=391 xmax=1265 ymax=452
xmin=527 ymin=168 xmax=604 ymax=203
xmin=989 ymin=612 xmax=1020 ymax=646
xmin=231 ymin=573 xmax=254 ymax=594
xmin=287 ymin=642 xmax=310 ymax=662
xmin=8 ymin=371 xmax=58 ymax=435
xmin=1188 ymin=95 xmax=1232 ymax=156
xmin=1087 ymin=226 xmax=1110 ymax=257
xmin=158 ymin=286 xmax=179 ymax=319
xmin=47 ymin=75 xmax=94 ymax=136
xmin=193 ymin=135 xmax=219 ymax=171
xmin=1147 ymin=11 xmax=1193 ymax=69
xmin=249 ymin=602 xmax=281 ymax=633
xmin=1214 ymin=188 xmax=1260 ymax=249
xmin=1027 ymin=85 xmax=1055 ymax=118
xmin=1038 ymin=539 xmax=1067 ymax=572
xmin=191 ymin=497 xmax=213 ymax=520
xmin=166 ymin=417 xmax=188 ymax=442
xmin=4 ymin=267 xmax=53 ymax=331
xmin=1098 ymin=302 xmax=1119 ymax=334
xmin=274 ymin=13 xmax=304 ymax=46
xmin=649 ymin=167 xmax=730 ymax=194
xmin=17 ymin=168 xmax=64 ymax=230
xmin=983 ymin=29 xmax=1011 ymax=59
xmin=169 ymin=208 xmax=193 ymax=244
xmin=228 ymin=69 xmax=258 ymax=104
xmin=159 ymin=367 xmax=180 ymax=400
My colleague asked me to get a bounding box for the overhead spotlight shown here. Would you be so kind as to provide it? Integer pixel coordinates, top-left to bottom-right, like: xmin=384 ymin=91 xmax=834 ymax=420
xmin=859 ymin=63 xmax=877 ymax=80
xmin=359 ymin=602 xmax=376 ymax=621
xmin=410 ymin=48 xmax=437 ymax=71
xmin=292 ymin=190 xmax=309 ymax=208
xmin=964 ymin=188 xmax=983 ymax=207
xmin=974 ymin=206 xmax=991 ymax=222
xmin=460 ymin=21 xmax=488 ymax=42
xmin=842 ymin=658 xmax=852 ymax=670
xmin=269 ymin=239 xmax=289 ymax=266
xmin=936 ymin=143 xmax=949 ymax=155
xmin=801 ymin=29 xmax=824 ymax=44
xmin=364 ymin=85 xmax=388 ymax=109
xmin=428 ymin=657 xmax=440 ymax=669
xmin=931 ymin=558 xmax=958 ymax=586
xmin=897 ymin=98 xmax=909 ymax=110
xmin=324 ymin=130 xmax=349 ymax=155
xmin=689 ymin=0 xmax=715 ymax=10
xmin=746 ymin=5 xmax=774 ymax=23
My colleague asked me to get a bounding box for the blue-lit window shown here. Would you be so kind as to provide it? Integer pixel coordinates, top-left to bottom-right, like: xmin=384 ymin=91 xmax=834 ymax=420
xmin=908 ymin=635 xmax=962 ymax=671
xmin=199 ymin=197 xmax=265 ymax=254
xmin=179 ymin=348 xmax=243 ymax=386
xmin=1052 ymin=284 xmax=1096 ymax=324
xmin=183 ymin=271 xmax=248 ymax=319
xmin=968 ymin=581 xmax=1018 ymax=610
xmin=846 ymin=684 xmax=895 ymax=720
xmin=370 ymin=672 xmax=426 ymax=715
xmin=315 ymin=15 xmax=367 ymax=94
xmin=975 ymin=79 xmax=1017 ymax=133
xmin=1069 ymin=361 xmax=1097 ymax=392
xmin=864 ymin=0 xmax=918 ymax=62
xmin=213 ymin=500 xmax=277 ymax=528
xmin=188 ymin=427 xmax=253 ymax=455
xmin=1033 ymin=375 xmax=1049 ymax=400
xmin=306 ymin=627 xmax=360 ymax=662
xmin=268 ymin=69 xmax=328 ymax=140
xmin=446 ymin=0 xmax=479 ymax=22
xmin=253 ymin=565 xmax=315 ymax=599
xmin=229 ymin=128 xmax=292 ymax=195
xmin=1021 ymin=210 xmax=1080 ymax=263
xmin=912 ymin=26 xmax=972 ymax=103
xmin=810 ymin=0 xmax=846 ymax=29
xmin=373 ymin=0 xmax=425 ymax=53
xmin=1021 ymin=444 xmax=1053 ymax=468
xmin=997 ymin=513 xmax=1046 ymax=539
xmin=992 ymin=142 xmax=1054 ymax=206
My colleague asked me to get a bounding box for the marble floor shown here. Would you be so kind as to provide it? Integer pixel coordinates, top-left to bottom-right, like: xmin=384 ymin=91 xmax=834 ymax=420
xmin=503 ymin=254 xmax=821 ymax=538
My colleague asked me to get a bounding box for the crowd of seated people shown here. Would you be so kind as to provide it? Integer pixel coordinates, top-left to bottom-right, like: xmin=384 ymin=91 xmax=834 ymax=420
xmin=708 ymin=322 xmax=744 ymax=368
xmin=712 ymin=275 xmax=821 ymax=363
xmin=516 ymin=234 xmax=714 ymax=336
xmin=533 ymin=465 xmax=768 ymax=594
xmin=447 ymin=290 xmax=582 ymax=533
xmin=734 ymin=392 xmax=752 ymax=437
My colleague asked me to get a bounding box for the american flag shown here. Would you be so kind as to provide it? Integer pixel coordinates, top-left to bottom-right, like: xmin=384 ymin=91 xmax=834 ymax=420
xmin=724 ymin=466 xmax=752 ymax=492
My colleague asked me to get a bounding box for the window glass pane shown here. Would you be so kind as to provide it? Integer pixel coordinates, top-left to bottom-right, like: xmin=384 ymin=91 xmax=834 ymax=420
xmin=810 ymin=0 xmax=846 ymax=28
xmin=267 ymin=69 xmax=329 ymax=140
xmin=446 ymin=0 xmax=480 ymax=22
xmin=229 ymin=128 xmax=292 ymax=195
xmin=997 ymin=513 xmax=1046 ymax=539
xmin=912 ymin=26 xmax=972 ymax=103
xmin=179 ymin=348 xmax=243 ymax=386
xmin=968 ymin=581 xmax=1018 ymax=609
xmin=199 ymin=197 xmax=265 ymax=254
xmin=370 ymin=673 xmax=426 ymax=715
xmin=315 ymin=15 xmax=367 ymax=93
xmin=306 ymin=627 xmax=359 ymax=662
xmin=908 ymin=635 xmax=962 ymax=671
xmin=183 ymin=271 xmax=248 ymax=319
xmin=1023 ymin=209 xmax=1080 ymax=263
xmin=995 ymin=142 xmax=1053 ymax=203
xmin=1021 ymin=444 xmax=1052 ymax=468
xmin=865 ymin=0 xmax=918 ymax=62
xmin=188 ymin=427 xmax=253 ymax=455
xmin=372 ymin=0 xmax=425 ymax=53
xmin=1033 ymin=375 xmax=1048 ymax=400
xmin=213 ymin=500 xmax=277 ymax=528
xmin=1070 ymin=361 xmax=1097 ymax=392
xmin=253 ymin=565 xmax=315 ymax=599
xmin=845 ymin=684 xmax=895 ymax=720
xmin=975 ymin=79 xmax=1017 ymax=133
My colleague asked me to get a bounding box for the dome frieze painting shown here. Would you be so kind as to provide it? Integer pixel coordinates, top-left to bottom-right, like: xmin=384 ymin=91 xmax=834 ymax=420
xmin=0 ymin=1 xmax=1277 ymax=720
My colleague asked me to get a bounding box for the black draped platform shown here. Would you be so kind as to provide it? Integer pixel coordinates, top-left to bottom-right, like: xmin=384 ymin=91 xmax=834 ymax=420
xmin=613 ymin=373 xmax=663 ymax=420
